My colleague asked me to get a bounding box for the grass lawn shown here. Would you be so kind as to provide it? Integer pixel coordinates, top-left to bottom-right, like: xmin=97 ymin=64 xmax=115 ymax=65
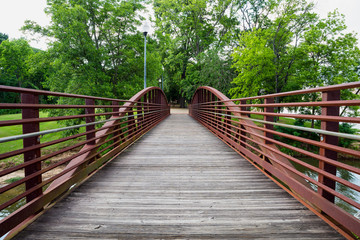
xmin=0 ymin=112 xmax=85 ymax=168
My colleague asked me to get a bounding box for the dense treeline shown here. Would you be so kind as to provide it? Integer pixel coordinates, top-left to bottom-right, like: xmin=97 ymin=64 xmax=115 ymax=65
xmin=153 ymin=0 xmax=359 ymax=110
xmin=0 ymin=0 xmax=359 ymax=113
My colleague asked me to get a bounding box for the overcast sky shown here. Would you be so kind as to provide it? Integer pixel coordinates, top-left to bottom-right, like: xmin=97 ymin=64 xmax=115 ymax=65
xmin=0 ymin=0 xmax=359 ymax=50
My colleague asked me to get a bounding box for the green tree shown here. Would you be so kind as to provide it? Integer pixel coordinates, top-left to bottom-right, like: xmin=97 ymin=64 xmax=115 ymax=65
xmin=230 ymin=0 xmax=317 ymax=99
xmin=154 ymin=0 xmax=237 ymax=105
xmin=0 ymin=38 xmax=49 ymax=113
xmin=295 ymin=10 xmax=360 ymax=118
xmin=0 ymin=39 xmax=33 ymax=88
xmin=296 ymin=10 xmax=360 ymax=88
xmin=23 ymin=0 xmax=160 ymax=99
xmin=230 ymin=28 xmax=276 ymax=98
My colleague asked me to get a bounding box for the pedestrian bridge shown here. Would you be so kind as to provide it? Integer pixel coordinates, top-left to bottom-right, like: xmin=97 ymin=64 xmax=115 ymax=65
xmin=0 ymin=83 xmax=359 ymax=239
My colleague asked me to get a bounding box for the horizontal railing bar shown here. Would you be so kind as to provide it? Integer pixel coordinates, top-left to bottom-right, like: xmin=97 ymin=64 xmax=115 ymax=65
xmin=198 ymin=110 xmax=360 ymax=174
xmin=0 ymin=112 xmax=138 ymax=162
xmin=232 ymin=130 xmax=360 ymax=209
xmin=196 ymin=112 xmax=360 ymax=208
xmin=196 ymin=99 xmax=360 ymax=108
xmin=222 ymin=112 xmax=360 ymax=159
xmin=233 ymin=82 xmax=360 ymax=101
xmin=194 ymin=82 xmax=360 ymax=104
xmin=0 ymin=109 xmax=166 ymax=144
xmin=0 ymin=110 xmax=141 ymax=127
xmin=198 ymin=110 xmax=360 ymax=141
xmin=198 ymin=106 xmax=360 ymax=124
xmin=0 ymin=109 xmax=164 ymax=204
xmin=216 ymin=114 xmax=360 ymax=177
xmin=0 ymin=102 xmax=164 ymax=109
xmin=0 ymin=108 xmax=164 ymax=177
xmin=0 ymin=85 xmax=146 ymax=103
xmin=0 ymin=110 xmax=167 ymax=235
xmin=0 ymin=110 xmax=166 ymax=210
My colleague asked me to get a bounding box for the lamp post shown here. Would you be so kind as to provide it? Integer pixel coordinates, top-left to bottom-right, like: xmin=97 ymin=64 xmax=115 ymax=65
xmin=142 ymin=22 xmax=150 ymax=89
xmin=161 ymin=73 xmax=164 ymax=90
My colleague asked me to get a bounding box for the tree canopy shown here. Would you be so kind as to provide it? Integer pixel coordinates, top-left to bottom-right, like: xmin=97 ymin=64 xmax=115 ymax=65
xmin=22 ymin=0 xmax=162 ymax=99
xmin=0 ymin=0 xmax=358 ymax=108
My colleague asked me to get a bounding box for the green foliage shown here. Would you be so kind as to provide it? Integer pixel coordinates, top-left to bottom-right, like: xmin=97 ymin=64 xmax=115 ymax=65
xmin=230 ymin=0 xmax=360 ymax=121
xmin=230 ymin=28 xmax=275 ymax=98
xmin=0 ymin=112 xmax=85 ymax=168
xmin=0 ymin=38 xmax=52 ymax=114
xmin=230 ymin=0 xmax=317 ymax=98
xmin=297 ymin=11 xmax=360 ymax=87
xmin=21 ymin=0 xmax=163 ymax=133
xmin=23 ymin=0 xmax=161 ymax=100
xmin=154 ymin=0 xmax=238 ymax=104
xmin=0 ymin=32 xmax=8 ymax=44
xmin=0 ymin=39 xmax=33 ymax=88
xmin=274 ymin=118 xmax=320 ymax=155
xmin=339 ymin=123 xmax=358 ymax=148
xmin=4 ymin=176 xmax=23 ymax=184
xmin=0 ymin=39 xmax=33 ymax=114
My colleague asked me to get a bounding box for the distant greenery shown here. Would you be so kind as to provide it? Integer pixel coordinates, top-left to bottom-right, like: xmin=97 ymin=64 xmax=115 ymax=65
xmin=4 ymin=176 xmax=23 ymax=184
xmin=0 ymin=112 xmax=85 ymax=169
xmin=0 ymin=35 xmax=49 ymax=114
xmin=274 ymin=119 xmax=358 ymax=156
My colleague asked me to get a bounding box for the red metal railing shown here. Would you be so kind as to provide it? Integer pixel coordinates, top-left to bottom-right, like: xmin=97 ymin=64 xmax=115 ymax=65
xmin=0 ymin=85 xmax=170 ymax=237
xmin=189 ymin=82 xmax=360 ymax=238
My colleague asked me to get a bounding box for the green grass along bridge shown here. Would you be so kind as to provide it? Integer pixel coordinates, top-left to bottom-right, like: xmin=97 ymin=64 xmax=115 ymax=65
xmin=0 ymin=82 xmax=360 ymax=239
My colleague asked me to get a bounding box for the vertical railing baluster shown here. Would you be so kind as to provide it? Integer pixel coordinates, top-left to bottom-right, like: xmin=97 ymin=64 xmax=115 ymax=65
xmin=85 ymin=99 xmax=96 ymax=163
xmin=264 ymin=98 xmax=274 ymax=144
xmin=240 ymin=100 xmax=247 ymax=150
xmin=136 ymin=102 xmax=142 ymax=133
xmin=112 ymin=100 xmax=120 ymax=147
xmin=318 ymin=90 xmax=340 ymax=203
xmin=22 ymin=93 xmax=42 ymax=203
xmin=225 ymin=109 xmax=231 ymax=138
xmin=141 ymin=94 xmax=147 ymax=129
xmin=128 ymin=106 xmax=135 ymax=139
xmin=212 ymin=94 xmax=217 ymax=130
xmin=85 ymin=99 xmax=95 ymax=145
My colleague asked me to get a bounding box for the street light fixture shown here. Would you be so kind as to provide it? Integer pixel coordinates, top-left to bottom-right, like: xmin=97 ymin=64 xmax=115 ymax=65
xmin=142 ymin=22 xmax=150 ymax=89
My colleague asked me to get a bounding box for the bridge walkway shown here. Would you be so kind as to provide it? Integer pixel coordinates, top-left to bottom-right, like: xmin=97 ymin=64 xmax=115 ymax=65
xmin=14 ymin=113 xmax=343 ymax=239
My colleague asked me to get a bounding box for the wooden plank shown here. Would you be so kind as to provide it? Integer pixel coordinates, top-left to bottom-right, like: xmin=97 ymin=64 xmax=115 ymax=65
xmin=13 ymin=114 xmax=344 ymax=239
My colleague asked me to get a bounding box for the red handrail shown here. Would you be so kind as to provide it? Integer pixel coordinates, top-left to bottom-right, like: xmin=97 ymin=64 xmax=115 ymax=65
xmin=189 ymin=83 xmax=360 ymax=238
xmin=0 ymin=86 xmax=170 ymax=238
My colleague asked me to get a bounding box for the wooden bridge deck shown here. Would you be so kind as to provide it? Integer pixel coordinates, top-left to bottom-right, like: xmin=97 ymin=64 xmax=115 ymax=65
xmin=14 ymin=113 xmax=343 ymax=239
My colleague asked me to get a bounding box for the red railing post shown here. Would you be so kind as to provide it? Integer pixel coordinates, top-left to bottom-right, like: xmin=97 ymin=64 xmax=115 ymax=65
xmin=136 ymin=102 xmax=142 ymax=131
xmin=21 ymin=93 xmax=42 ymax=203
xmin=225 ymin=108 xmax=231 ymax=137
xmin=112 ymin=101 xmax=120 ymax=146
xmin=239 ymin=100 xmax=247 ymax=149
xmin=128 ymin=107 xmax=135 ymax=138
xmin=318 ymin=90 xmax=340 ymax=203
xmin=143 ymin=93 xmax=148 ymax=129
xmin=85 ymin=99 xmax=95 ymax=145
xmin=264 ymin=97 xmax=274 ymax=144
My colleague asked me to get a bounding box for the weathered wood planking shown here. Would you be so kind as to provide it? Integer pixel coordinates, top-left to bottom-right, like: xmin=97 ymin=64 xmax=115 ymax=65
xmin=14 ymin=114 xmax=343 ymax=239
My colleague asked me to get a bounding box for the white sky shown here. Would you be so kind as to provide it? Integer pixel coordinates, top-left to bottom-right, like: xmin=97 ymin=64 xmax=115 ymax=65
xmin=0 ymin=0 xmax=359 ymax=50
